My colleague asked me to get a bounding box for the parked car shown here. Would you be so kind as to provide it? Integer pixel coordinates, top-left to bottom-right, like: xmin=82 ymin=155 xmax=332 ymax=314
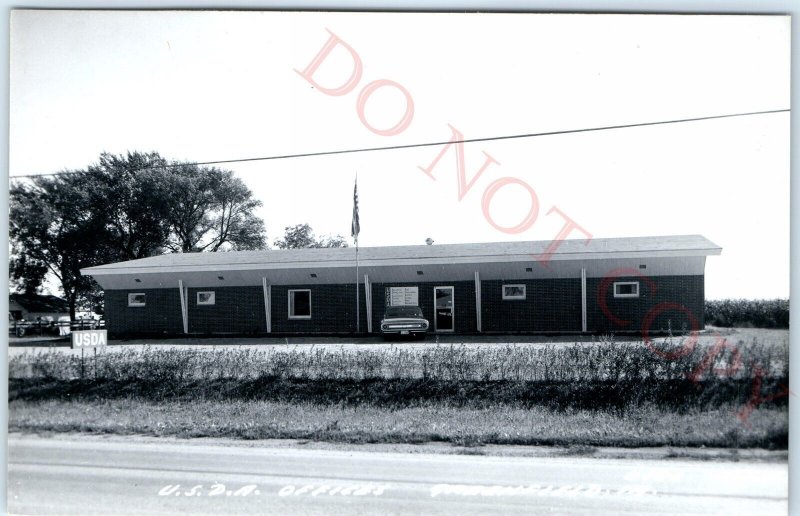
xmin=380 ymin=306 xmax=429 ymax=340
xmin=8 ymin=318 xmax=60 ymax=338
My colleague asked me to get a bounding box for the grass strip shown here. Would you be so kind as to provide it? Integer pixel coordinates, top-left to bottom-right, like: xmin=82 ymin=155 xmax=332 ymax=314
xmin=10 ymin=376 xmax=788 ymax=412
xmin=9 ymin=399 xmax=788 ymax=449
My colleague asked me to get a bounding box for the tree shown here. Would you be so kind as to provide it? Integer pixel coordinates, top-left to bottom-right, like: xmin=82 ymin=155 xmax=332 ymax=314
xmin=83 ymin=151 xmax=174 ymax=260
xmin=9 ymin=151 xmax=269 ymax=319
xmin=163 ymin=165 xmax=266 ymax=252
xmin=9 ymin=173 xmax=112 ymax=319
xmin=163 ymin=163 xmax=216 ymax=253
xmin=9 ymin=250 xmax=49 ymax=295
xmin=76 ymin=151 xmax=267 ymax=256
xmin=274 ymin=223 xmax=349 ymax=249
xmin=195 ymin=168 xmax=266 ymax=251
xmin=317 ymin=234 xmax=349 ymax=249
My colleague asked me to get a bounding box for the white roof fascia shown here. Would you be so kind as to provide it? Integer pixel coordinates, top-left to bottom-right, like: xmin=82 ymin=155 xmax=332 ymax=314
xmin=81 ymin=248 xmax=721 ymax=277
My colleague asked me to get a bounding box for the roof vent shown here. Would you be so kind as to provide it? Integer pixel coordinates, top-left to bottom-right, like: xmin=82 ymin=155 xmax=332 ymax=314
xmin=134 ymin=278 xmax=141 ymax=283
xmin=417 ymin=270 xmax=424 ymax=275
xmin=525 ymin=267 xmax=533 ymax=272
xmin=639 ymin=264 xmax=646 ymax=269
xmin=218 ymin=276 xmax=224 ymax=280
xmin=310 ymin=273 xmax=317 ymax=278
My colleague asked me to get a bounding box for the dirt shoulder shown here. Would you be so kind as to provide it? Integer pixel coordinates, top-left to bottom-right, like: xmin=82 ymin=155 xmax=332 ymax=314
xmin=9 ymin=431 xmax=787 ymax=463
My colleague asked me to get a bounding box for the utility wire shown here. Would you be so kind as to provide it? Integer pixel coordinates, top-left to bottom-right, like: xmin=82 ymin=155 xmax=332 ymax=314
xmin=9 ymin=108 xmax=789 ymax=180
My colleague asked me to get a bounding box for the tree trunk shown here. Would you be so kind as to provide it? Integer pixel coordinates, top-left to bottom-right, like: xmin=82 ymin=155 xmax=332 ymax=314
xmin=68 ymin=294 xmax=77 ymax=322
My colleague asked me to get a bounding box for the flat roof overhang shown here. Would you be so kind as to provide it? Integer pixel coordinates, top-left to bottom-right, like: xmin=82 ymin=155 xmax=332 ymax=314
xmin=84 ymin=254 xmax=713 ymax=290
xmin=83 ymin=248 xmax=720 ymax=276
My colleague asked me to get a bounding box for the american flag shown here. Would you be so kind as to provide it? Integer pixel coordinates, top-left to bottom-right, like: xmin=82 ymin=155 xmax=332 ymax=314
xmin=351 ymin=178 xmax=360 ymax=241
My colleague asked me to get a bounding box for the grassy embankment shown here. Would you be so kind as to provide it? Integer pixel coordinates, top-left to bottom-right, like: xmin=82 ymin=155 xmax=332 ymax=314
xmin=9 ymin=332 xmax=789 ymax=448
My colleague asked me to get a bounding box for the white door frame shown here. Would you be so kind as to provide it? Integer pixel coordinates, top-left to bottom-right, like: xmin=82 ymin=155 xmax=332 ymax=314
xmin=474 ymin=271 xmax=482 ymax=333
xmin=433 ymin=285 xmax=455 ymax=332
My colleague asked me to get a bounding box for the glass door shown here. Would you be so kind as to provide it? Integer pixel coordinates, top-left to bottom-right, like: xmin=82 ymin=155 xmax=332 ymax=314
xmin=434 ymin=286 xmax=455 ymax=332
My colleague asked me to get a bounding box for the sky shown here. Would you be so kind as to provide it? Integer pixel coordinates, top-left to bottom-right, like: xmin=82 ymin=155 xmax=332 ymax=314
xmin=9 ymin=11 xmax=790 ymax=299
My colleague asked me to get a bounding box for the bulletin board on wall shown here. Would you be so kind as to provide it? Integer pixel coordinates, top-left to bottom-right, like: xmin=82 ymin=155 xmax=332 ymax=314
xmin=385 ymin=286 xmax=419 ymax=306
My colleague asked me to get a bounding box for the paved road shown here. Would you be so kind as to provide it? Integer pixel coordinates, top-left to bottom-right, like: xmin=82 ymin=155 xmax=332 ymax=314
xmin=8 ymin=435 xmax=787 ymax=515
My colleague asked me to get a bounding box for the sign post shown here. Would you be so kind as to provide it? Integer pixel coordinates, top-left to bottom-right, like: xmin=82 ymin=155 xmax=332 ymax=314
xmin=72 ymin=330 xmax=107 ymax=381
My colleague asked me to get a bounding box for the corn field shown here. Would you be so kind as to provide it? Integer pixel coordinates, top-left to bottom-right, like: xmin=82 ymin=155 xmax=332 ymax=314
xmin=706 ymin=299 xmax=789 ymax=329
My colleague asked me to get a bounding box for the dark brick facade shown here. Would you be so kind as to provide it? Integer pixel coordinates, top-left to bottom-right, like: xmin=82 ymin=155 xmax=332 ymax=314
xmin=270 ymin=284 xmax=367 ymax=334
xmin=187 ymin=286 xmax=266 ymax=334
xmin=104 ymin=274 xmax=704 ymax=337
xmin=586 ymin=275 xmax=704 ymax=334
xmin=105 ymin=288 xmax=184 ymax=336
xmin=481 ymin=278 xmax=582 ymax=333
xmin=106 ymin=283 xmax=368 ymax=337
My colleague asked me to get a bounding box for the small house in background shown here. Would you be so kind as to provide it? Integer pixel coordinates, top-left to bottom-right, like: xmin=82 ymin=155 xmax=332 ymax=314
xmin=8 ymin=293 xmax=70 ymax=322
xmin=82 ymin=235 xmax=721 ymax=338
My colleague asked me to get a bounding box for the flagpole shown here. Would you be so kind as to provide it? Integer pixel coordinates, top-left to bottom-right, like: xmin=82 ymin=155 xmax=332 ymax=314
xmin=355 ymin=234 xmax=360 ymax=334
xmin=353 ymin=173 xmax=360 ymax=335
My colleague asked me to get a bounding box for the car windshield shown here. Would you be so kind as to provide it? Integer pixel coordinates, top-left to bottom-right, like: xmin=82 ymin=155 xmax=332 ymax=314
xmin=384 ymin=306 xmax=423 ymax=318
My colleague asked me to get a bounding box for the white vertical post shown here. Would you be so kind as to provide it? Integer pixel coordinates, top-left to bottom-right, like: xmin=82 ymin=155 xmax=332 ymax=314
xmin=262 ymin=277 xmax=272 ymax=333
xmin=474 ymin=271 xmax=482 ymax=333
xmin=364 ymin=274 xmax=372 ymax=333
xmin=178 ymin=280 xmax=188 ymax=334
xmin=581 ymin=268 xmax=587 ymax=333
xmin=355 ymin=244 xmax=360 ymax=333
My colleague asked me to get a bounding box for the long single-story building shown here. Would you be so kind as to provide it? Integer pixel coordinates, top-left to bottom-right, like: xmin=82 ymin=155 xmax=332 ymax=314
xmin=81 ymin=235 xmax=721 ymax=338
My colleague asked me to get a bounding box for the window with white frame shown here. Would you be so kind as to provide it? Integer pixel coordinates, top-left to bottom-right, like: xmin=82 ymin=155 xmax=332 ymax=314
xmin=614 ymin=282 xmax=640 ymax=298
xmin=502 ymin=284 xmax=526 ymax=300
xmin=197 ymin=291 xmax=215 ymax=305
xmin=128 ymin=293 xmax=146 ymax=307
xmin=288 ymin=289 xmax=311 ymax=319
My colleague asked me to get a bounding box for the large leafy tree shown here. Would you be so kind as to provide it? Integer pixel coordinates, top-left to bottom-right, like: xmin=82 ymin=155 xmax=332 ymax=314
xmin=83 ymin=152 xmax=174 ymax=260
xmin=274 ymin=223 xmax=349 ymax=249
xmin=10 ymin=172 xmax=113 ymax=319
xmin=9 ymin=151 xmax=268 ymax=318
xmin=165 ymin=166 xmax=266 ymax=252
xmin=9 ymin=251 xmax=49 ymax=295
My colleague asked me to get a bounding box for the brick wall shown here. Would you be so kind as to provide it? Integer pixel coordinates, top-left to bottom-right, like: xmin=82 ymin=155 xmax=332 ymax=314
xmin=270 ymin=283 xmax=368 ymax=333
xmin=107 ymin=283 xmax=369 ymax=336
xmin=188 ymin=286 xmax=266 ymax=334
xmin=481 ymin=278 xmax=582 ymax=333
xmin=104 ymin=274 xmax=704 ymax=336
xmin=105 ymin=288 xmax=183 ymax=336
xmin=586 ymin=275 xmax=704 ymax=333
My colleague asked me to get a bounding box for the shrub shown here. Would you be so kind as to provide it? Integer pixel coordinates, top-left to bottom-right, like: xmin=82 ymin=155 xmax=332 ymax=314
xmin=9 ymin=336 xmax=788 ymax=412
xmin=705 ymin=299 xmax=789 ymax=329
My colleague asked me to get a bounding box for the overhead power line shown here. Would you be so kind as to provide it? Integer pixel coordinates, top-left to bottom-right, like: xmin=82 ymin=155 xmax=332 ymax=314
xmin=9 ymin=108 xmax=789 ymax=180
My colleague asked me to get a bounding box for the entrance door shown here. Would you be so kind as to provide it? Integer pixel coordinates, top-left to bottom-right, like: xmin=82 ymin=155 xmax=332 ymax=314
xmin=434 ymin=286 xmax=455 ymax=332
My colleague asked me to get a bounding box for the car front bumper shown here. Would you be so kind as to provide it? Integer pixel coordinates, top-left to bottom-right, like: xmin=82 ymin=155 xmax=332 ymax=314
xmin=380 ymin=320 xmax=429 ymax=335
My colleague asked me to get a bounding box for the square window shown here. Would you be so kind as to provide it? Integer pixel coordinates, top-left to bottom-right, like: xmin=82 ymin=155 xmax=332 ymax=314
xmin=502 ymin=284 xmax=526 ymax=300
xmin=614 ymin=282 xmax=640 ymax=298
xmin=289 ymin=290 xmax=311 ymax=319
xmin=128 ymin=293 xmax=146 ymax=307
xmin=197 ymin=291 xmax=215 ymax=305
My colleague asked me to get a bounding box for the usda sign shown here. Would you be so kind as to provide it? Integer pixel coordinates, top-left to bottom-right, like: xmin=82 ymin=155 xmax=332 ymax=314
xmin=72 ymin=329 xmax=108 ymax=349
